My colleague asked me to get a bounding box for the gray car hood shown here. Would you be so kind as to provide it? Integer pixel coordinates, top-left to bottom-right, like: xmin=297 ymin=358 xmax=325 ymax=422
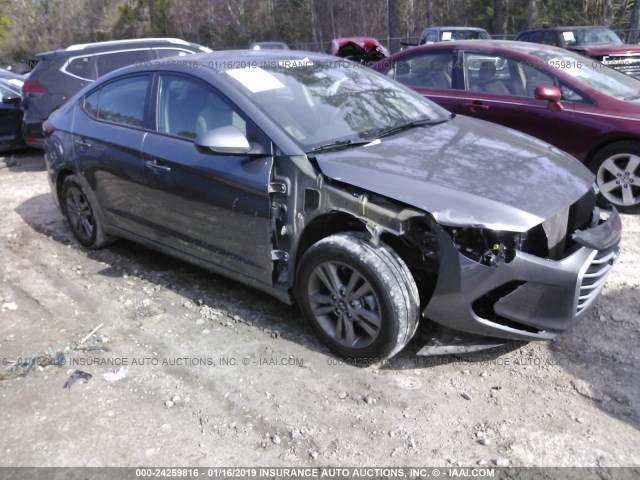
xmin=314 ymin=115 xmax=594 ymax=232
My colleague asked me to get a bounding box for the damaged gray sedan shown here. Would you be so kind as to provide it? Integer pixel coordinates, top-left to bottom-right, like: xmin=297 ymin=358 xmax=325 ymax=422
xmin=44 ymin=51 xmax=621 ymax=360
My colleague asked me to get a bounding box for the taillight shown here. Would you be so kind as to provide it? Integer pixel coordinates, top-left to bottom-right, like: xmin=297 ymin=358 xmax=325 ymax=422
xmin=23 ymin=80 xmax=47 ymax=94
xmin=42 ymin=119 xmax=55 ymax=138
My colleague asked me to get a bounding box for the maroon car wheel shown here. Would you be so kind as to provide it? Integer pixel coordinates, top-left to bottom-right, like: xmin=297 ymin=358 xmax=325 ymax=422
xmin=591 ymin=142 xmax=640 ymax=214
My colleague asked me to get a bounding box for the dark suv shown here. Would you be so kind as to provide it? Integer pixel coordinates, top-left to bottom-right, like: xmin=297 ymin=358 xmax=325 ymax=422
xmin=22 ymin=38 xmax=212 ymax=148
xmin=515 ymin=26 xmax=640 ymax=77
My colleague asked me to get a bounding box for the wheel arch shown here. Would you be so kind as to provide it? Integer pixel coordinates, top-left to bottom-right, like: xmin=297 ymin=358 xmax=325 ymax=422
xmin=293 ymin=202 xmax=441 ymax=308
xmin=55 ymin=168 xmax=77 ymax=209
xmin=294 ymin=211 xmax=368 ymax=269
xmin=584 ymin=136 xmax=640 ymax=170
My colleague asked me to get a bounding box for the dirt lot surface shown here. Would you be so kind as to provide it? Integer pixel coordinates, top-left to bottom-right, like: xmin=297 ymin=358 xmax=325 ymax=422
xmin=0 ymin=151 xmax=639 ymax=469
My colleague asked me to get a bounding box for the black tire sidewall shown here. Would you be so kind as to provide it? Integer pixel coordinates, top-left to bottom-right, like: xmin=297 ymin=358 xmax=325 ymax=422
xmin=62 ymin=176 xmax=98 ymax=248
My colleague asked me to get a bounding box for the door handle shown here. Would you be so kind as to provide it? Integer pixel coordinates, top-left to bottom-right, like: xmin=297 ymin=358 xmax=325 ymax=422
xmin=74 ymin=139 xmax=93 ymax=149
xmin=463 ymin=101 xmax=489 ymax=113
xmin=145 ymin=160 xmax=171 ymax=173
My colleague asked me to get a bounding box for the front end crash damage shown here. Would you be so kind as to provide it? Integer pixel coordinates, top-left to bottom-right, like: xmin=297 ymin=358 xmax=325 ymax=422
xmin=267 ymin=156 xmax=443 ymax=302
xmin=271 ymin=156 xmax=621 ymax=353
xmin=424 ymin=201 xmax=621 ymax=343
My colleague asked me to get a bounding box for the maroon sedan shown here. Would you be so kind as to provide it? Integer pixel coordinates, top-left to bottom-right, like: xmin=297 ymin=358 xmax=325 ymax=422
xmin=373 ymin=40 xmax=640 ymax=213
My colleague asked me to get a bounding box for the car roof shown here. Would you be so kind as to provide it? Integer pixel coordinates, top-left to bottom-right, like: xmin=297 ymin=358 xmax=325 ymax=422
xmin=99 ymin=50 xmax=341 ymax=78
xmin=394 ymin=39 xmax=567 ymax=55
xmin=424 ymin=26 xmax=488 ymax=31
xmin=519 ymin=25 xmax=612 ymax=32
xmin=251 ymin=41 xmax=288 ymax=46
xmin=37 ymin=38 xmax=212 ymax=58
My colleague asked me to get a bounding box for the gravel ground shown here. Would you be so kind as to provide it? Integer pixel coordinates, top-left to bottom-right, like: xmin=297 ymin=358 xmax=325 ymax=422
xmin=0 ymin=151 xmax=639 ymax=468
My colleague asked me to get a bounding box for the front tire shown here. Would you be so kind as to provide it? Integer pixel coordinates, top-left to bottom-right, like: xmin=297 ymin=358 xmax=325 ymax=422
xmin=296 ymin=232 xmax=420 ymax=360
xmin=590 ymin=142 xmax=640 ymax=214
xmin=61 ymin=175 xmax=114 ymax=249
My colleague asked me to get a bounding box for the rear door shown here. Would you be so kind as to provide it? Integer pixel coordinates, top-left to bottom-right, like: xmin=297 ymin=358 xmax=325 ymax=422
xmin=73 ymin=74 xmax=152 ymax=236
xmin=140 ymin=73 xmax=275 ymax=284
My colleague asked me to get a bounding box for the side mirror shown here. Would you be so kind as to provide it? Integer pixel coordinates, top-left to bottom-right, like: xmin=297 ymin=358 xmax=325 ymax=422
xmin=2 ymin=95 xmax=22 ymax=105
xmin=194 ymin=126 xmax=267 ymax=156
xmin=534 ymin=85 xmax=563 ymax=112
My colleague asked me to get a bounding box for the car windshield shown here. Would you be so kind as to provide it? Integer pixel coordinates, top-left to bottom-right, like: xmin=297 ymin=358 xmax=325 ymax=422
xmin=223 ymin=59 xmax=449 ymax=150
xmin=442 ymin=30 xmax=491 ymax=41
xmin=563 ymin=27 xmax=622 ymax=46
xmin=529 ymin=48 xmax=640 ymax=100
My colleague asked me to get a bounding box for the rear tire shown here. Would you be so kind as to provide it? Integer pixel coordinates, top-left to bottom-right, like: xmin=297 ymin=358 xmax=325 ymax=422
xmin=589 ymin=142 xmax=640 ymax=214
xmin=61 ymin=175 xmax=115 ymax=249
xmin=296 ymin=232 xmax=420 ymax=361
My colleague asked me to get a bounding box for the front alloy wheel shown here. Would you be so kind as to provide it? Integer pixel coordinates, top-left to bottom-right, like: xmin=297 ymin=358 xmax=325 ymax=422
xmin=307 ymin=261 xmax=382 ymax=349
xmin=296 ymin=232 xmax=420 ymax=360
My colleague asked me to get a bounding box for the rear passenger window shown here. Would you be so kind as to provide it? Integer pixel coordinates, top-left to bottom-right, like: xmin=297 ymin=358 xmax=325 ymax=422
xmin=542 ymin=32 xmax=557 ymax=46
xmin=96 ymin=50 xmax=150 ymax=77
xmin=66 ymin=56 xmax=94 ymax=80
xmin=464 ymin=53 xmax=515 ymax=95
xmin=390 ymin=52 xmax=455 ymax=90
xmin=529 ymin=31 xmax=544 ymax=43
xmin=84 ymin=76 xmax=150 ymax=128
xmin=155 ymin=49 xmax=192 ymax=59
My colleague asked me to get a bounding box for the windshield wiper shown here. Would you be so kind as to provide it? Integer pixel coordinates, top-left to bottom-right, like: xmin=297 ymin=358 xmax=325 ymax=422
xmin=306 ymin=115 xmax=451 ymax=154
xmin=624 ymin=93 xmax=640 ymax=101
xmin=306 ymin=138 xmax=372 ymax=154
xmin=376 ymin=116 xmax=449 ymax=139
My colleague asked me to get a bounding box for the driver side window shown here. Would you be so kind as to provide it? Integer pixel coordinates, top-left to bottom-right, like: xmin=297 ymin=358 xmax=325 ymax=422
xmin=157 ymin=75 xmax=246 ymax=140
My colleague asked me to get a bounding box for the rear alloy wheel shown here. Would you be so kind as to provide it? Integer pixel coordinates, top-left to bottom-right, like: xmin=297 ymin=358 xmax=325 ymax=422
xmin=296 ymin=232 xmax=419 ymax=361
xmin=590 ymin=142 xmax=640 ymax=214
xmin=62 ymin=175 xmax=114 ymax=249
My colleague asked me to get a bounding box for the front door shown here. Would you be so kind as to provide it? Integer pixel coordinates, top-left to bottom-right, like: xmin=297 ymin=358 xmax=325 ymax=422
xmin=458 ymin=51 xmax=583 ymax=156
xmin=141 ymin=74 xmax=275 ymax=284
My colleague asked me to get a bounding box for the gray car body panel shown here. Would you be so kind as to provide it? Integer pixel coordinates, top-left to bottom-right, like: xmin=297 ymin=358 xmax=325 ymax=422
xmin=314 ymin=115 xmax=594 ymax=231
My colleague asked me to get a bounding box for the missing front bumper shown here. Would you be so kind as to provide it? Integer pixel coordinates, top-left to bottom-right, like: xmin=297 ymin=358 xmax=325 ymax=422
xmin=423 ymin=208 xmax=622 ymax=342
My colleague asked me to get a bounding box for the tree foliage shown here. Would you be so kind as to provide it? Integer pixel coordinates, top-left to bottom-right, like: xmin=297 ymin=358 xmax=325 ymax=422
xmin=2 ymin=0 xmax=640 ymax=62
